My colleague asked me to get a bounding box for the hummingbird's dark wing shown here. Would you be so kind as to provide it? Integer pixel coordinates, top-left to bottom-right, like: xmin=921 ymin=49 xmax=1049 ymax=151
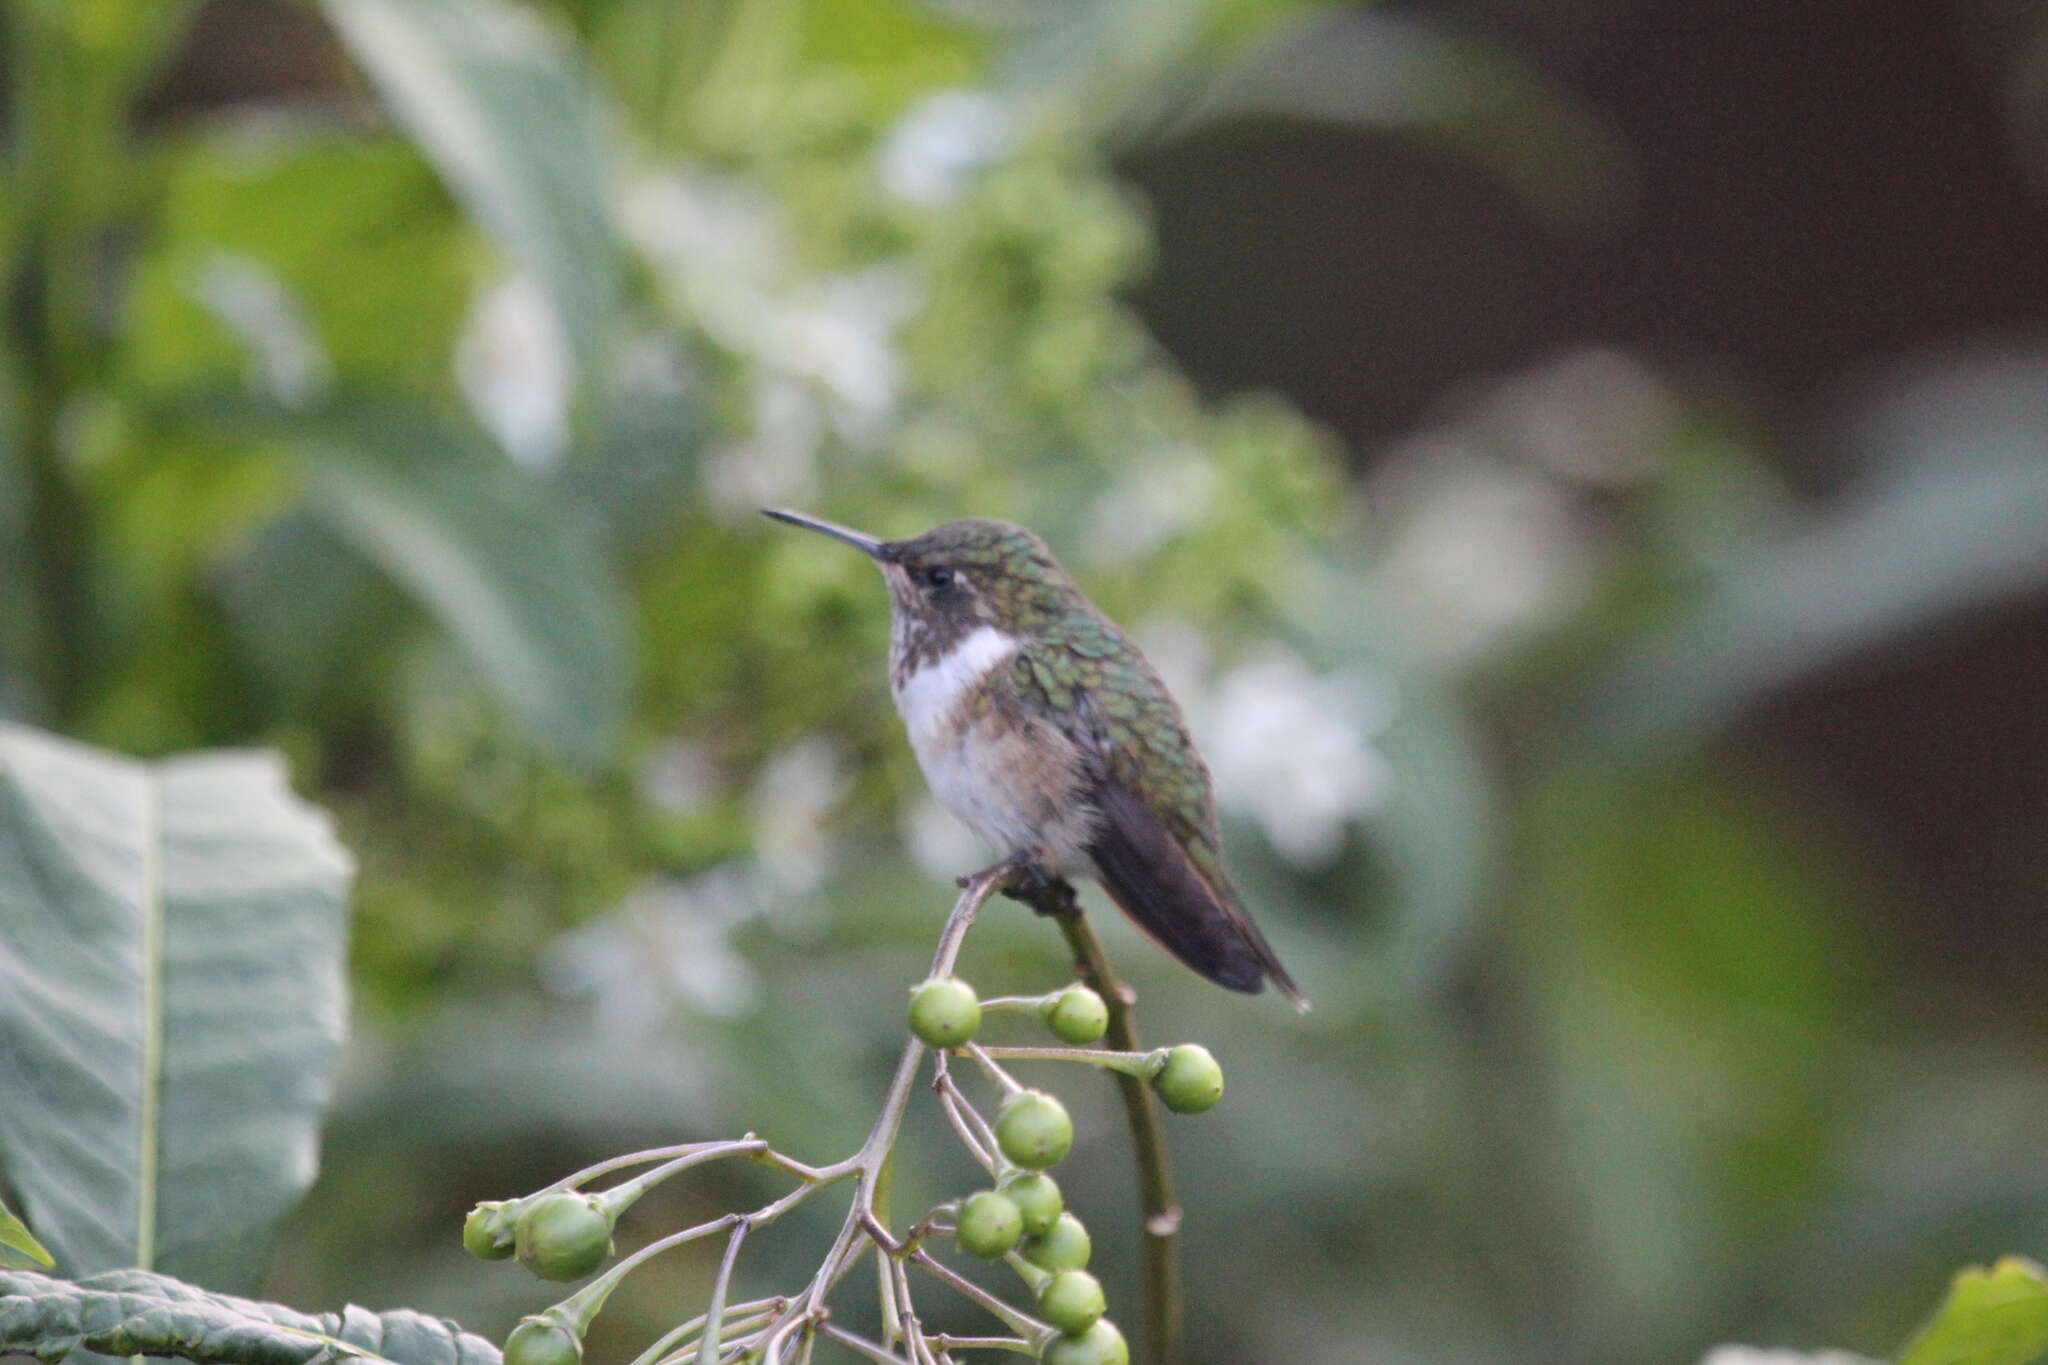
xmin=1013 ymin=633 xmax=1309 ymax=1011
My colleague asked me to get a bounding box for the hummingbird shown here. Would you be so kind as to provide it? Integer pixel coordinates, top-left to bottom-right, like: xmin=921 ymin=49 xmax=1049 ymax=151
xmin=764 ymin=509 xmax=1307 ymax=1011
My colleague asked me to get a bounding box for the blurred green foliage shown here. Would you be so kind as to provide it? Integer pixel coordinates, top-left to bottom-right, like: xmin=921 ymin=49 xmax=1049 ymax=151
xmin=3 ymin=0 xmax=2046 ymax=1362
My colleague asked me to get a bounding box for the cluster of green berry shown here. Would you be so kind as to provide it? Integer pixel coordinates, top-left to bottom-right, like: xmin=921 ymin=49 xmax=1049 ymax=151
xmin=457 ymin=875 xmax=1226 ymax=1365
xmin=906 ymin=976 xmax=1225 ymax=1365
xmin=465 ymin=1194 xmax=614 ymax=1365
xmin=907 ymin=977 xmax=1226 ymax=1115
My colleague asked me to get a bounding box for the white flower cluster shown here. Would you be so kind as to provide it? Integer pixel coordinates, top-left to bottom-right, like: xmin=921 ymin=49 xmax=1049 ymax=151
xmin=543 ymin=737 xmax=854 ymax=1033
xmin=875 ymin=90 xmax=1015 ymax=207
xmin=621 ymin=170 xmax=919 ymax=515
xmin=540 ymin=868 xmax=764 ymax=1031
xmin=456 ymin=271 xmax=572 ymax=469
xmin=191 ymin=249 xmax=333 ymax=409
xmin=1201 ymin=644 xmax=1393 ymax=868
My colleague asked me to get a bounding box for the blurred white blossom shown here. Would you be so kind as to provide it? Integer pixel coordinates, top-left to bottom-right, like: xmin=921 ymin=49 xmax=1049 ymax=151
xmin=703 ymin=375 xmax=825 ymax=516
xmin=1373 ymin=450 xmax=1596 ymax=670
xmin=768 ymin=267 xmax=918 ymax=444
xmin=456 ymin=271 xmax=572 ymax=469
xmin=876 ymin=90 xmax=1015 ymax=205
xmin=1204 ymin=646 xmax=1393 ymax=867
xmin=1484 ymin=345 xmax=1670 ymax=486
xmin=1086 ymin=445 xmax=1223 ymax=563
xmin=1368 ymin=348 xmax=1675 ymax=670
xmin=624 ymin=168 xmax=918 ymax=517
xmin=622 ymin=170 xmax=784 ymax=350
xmin=190 ymin=250 xmax=331 ymax=409
xmin=539 ymin=869 xmax=763 ymax=1030
xmin=751 ymin=737 xmax=854 ymax=894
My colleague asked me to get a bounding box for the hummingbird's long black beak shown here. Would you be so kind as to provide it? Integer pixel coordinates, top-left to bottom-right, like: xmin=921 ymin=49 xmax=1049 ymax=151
xmin=761 ymin=508 xmax=887 ymax=558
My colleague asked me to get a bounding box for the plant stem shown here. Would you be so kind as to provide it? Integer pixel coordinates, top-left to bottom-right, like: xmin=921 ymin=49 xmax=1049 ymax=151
xmin=8 ymin=3 xmax=96 ymax=724
xmin=927 ymin=1337 xmax=1035 ymax=1356
xmin=568 ymin=1174 xmax=832 ymax=1340
xmin=634 ymin=1300 xmax=782 ymax=1365
xmin=760 ymin=863 xmax=1019 ymax=1361
xmin=972 ymin=1045 xmax=1163 ymax=1079
xmin=817 ymin=1324 xmax=910 ymax=1365
xmin=960 ymin=1042 xmax=1023 ymax=1097
xmin=591 ymin=1136 xmax=828 ymax=1216
xmin=930 ymin=1060 xmax=996 ymax=1170
xmin=696 ymin=1218 xmax=749 ymax=1365
xmin=907 ymin=1250 xmax=1047 ymax=1343
xmin=5 ymin=2 xmax=197 ymax=725
xmin=562 ymin=1141 xmax=751 ymax=1189
xmin=1042 ymin=894 xmax=1184 ymax=1365
xmin=974 ymin=995 xmax=1053 ymax=1014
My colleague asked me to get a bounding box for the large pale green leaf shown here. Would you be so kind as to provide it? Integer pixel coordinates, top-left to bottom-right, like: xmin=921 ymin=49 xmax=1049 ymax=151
xmin=279 ymin=397 xmax=628 ymax=766
xmin=0 ymin=725 xmax=353 ymax=1292
xmin=1899 ymin=1257 xmax=2048 ymax=1365
xmin=320 ymin=0 xmax=619 ymax=372
xmin=0 ymin=1268 xmax=498 ymax=1365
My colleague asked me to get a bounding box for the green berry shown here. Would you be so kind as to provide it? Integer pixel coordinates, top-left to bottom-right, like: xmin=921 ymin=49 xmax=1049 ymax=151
xmin=999 ymin=1172 xmax=1063 ymax=1237
xmin=504 ymin=1321 xmax=581 ymax=1365
xmin=956 ymin=1189 xmax=1024 ymax=1258
xmin=1038 ymin=1269 xmax=1106 ymax=1335
xmin=1041 ymin=1319 xmax=1128 ymax=1365
xmin=908 ymin=978 xmax=982 ymax=1048
xmin=1042 ymin=986 xmax=1109 ymax=1045
xmin=1020 ymin=1212 xmax=1092 ymax=1272
xmin=463 ymin=1202 xmax=515 ymax=1260
xmin=517 ymin=1193 xmax=612 ymax=1281
xmin=1151 ymin=1044 xmax=1224 ymax=1114
xmin=995 ymin=1090 xmax=1073 ymax=1169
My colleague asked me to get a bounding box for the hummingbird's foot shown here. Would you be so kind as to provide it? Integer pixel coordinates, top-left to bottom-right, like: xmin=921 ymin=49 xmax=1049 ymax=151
xmin=957 ymin=851 xmax=1077 ymax=917
xmin=999 ymin=855 xmax=1080 ymax=919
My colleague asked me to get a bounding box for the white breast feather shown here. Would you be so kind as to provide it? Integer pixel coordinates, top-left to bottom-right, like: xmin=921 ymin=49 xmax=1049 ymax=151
xmin=892 ymin=625 xmax=1040 ymax=855
xmin=893 ymin=625 xmax=1021 ymax=747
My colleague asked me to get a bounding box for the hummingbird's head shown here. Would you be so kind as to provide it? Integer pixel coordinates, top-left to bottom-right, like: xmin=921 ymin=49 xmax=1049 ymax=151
xmin=763 ymin=510 xmax=1079 ymax=665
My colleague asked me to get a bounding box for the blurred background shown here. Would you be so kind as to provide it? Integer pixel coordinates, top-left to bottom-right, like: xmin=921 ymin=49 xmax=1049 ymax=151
xmin=4 ymin=0 xmax=2047 ymax=1361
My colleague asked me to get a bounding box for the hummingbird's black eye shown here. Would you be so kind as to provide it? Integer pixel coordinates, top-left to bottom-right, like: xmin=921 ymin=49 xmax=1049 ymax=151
xmin=923 ymin=565 xmax=956 ymax=591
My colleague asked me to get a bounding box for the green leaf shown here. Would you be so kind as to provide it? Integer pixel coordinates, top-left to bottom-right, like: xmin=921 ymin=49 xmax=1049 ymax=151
xmin=1582 ymin=395 xmax=2048 ymax=752
xmin=1362 ymin=678 xmax=1502 ymax=996
xmin=0 ymin=725 xmax=353 ymax=1292
xmin=1512 ymin=762 xmax=1873 ymax=1347
xmin=215 ymin=512 xmax=406 ymax=725
xmin=554 ymin=353 xmax=704 ymax=551
xmin=126 ymin=130 xmax=471 ymax=394
xmin=1899 ymin=1257 xmax=2048 ymax=1365
xmin=1154 ymin=10 xmax=1627 ymax=227
xmin=279 ymin=396 xmax=628 ymax=766
xmin=0 ymin=1197 xmax=54 ymax=1271
xmin=0 ymin=1268 xmax=499 ymax=1365
xmin=320 ymin=0 xmax=619 ymax=372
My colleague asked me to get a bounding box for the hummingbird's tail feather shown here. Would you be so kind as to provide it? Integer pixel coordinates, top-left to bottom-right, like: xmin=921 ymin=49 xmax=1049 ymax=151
xmin=1086 ymin=783 xmax=1311 ymax=1012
